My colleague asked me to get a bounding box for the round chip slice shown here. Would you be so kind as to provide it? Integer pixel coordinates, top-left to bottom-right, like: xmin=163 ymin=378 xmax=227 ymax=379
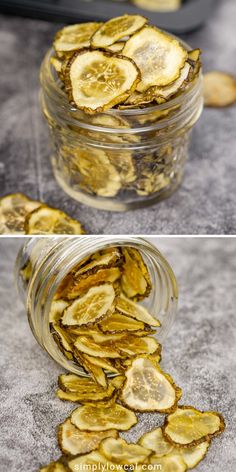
xmin=139 ymin=427 xmax=174 ymax=456
xmin=74 ymin=336 xmax=123 ymax=359
xmin=62 ymin=283 xmax=116 ymax=326
xmin=181 ymin=441 xmax=210 ymax=469
xmin=65 ymin=49 xmax=140 ymax=113
xmin=163 ymin=406 xmax=225 ymax=447
xmin=98 ymin=311 xmax=145 ymax=333
xmin=0 ymin=193 xmax=41 ymax=234
xmin=68 ymin=451 xmax=119 ymax=472
xmin=149 ymin=453 xmax=187 ymax=472
xmin=91 ymin=15 xmax=147 ymax=48
xmin=99 ymin=437 xmax=152 ymax=464
xmin=25 ymin=205 xmax=84 ymax=235
xmin=54 ymin=22 xmax=102 ymax=54
xmin=123 ymin=26 xmax=187 ymax=92
xmin=116 ymin=294 xmax=160 ymax=327
xmin=203 ymin=71 xmax=236 ymax=107
xmin=105 ymin=42 xmax=125 ymax=53
xmin=145 ymin=62 xmax=191 ymax=102
xmin=120 ymin=357 xmax=181 ymax=412
xmin=71 ymin=403 xmax=137 ymax=431
xmin=58 ymin=418 xmax=118 ymax=456
xmin=121 ymin=247 xmax=152 ymax=300
xmin=49 ymin=299 xmax=69 ymax=323
xmin=131 ymin=0 xmax=181 ymax=12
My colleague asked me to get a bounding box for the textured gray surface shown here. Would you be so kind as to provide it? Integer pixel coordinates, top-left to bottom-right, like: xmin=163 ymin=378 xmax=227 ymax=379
xmin=0 ymin=1 xmax=236 ymax=235
xmin=0 ymin=237 xmax=235 ymax=471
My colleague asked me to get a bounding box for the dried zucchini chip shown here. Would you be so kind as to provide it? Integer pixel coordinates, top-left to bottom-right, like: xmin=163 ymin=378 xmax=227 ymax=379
xmin=91 ymin=15 xmax=147 ymax=48
xmin=58 ymin=373 xmax=110 ymax=395
xmin=25 ymin=205 xmax=84 ymax=235
xmin=117 ymin=335 xmax=160 ymax=356
xmin=181 ymin=441 xmax=210 ymax=469
xmin=74 ymin=336 xmax=123 ymax=358
xmin=121 ymin=357 xmax=181 ymax=412
xmin=71 ymin=403 xmax=137 ymax=431
xmin=108 ymin=152 xmax=136 ymax=185
xmin=68 ymin=451 xmax=118 ymax=471
xmin=98 ymin=312 xmax=145 ymax=333
xmin=131 ymin=0 xmax=181 ymax=12
xmin=99 ymin=437 xmax=152 ymax=464
xmin=105 ymin=42 xmax=125 ymax=53
xmin=56 ymin=389 xmax=85 ymax=403
xmin=139 ymin=427 xmax=174 ymax=456
xmin=163 ymin=406 xmax=225 ymax=447
xmin=110 ymin=375 xmax=126 ymax=390
xmin=188 ymin=48 xmax=201 ymax=62
xmin=52 ymin=324 xmax=74 ymax=353
xmin=40 ymin=461 xmax=69 ymax=472
xmin=116 ymin=294 xmax=160 ymax=327
xmin=149 ymin=453 xmax=187 ymax=471
xmin=66 ymin=267 xmax=121 ymax=300
xmin=50 ymin=56 xmax=63 ymax=73
xmin=123 ymin=26 xmax=187 ymax=92
xmin=54 ymin=23 xmax=102 ymax=54
xmin=73 ymin=350 xmax=108 ymax=388
xmin=136 ymin=172 xmax=170 ymax=196
xmin=65 ymin=49 xmax=140 ymax=113
xmin=83 ymin=354 xmax=119 ymax=374
xmin=74 ymin=249 xmax=122 ymax=276
xmin=203 ymin=71 xmax=236 ymax=107
xmin=91 ymin=331 xmax=129 ymax=344
xmin=0 ymin=193 xmax=41 ymax=234
xmin=121 ymin=247 xmax=152 ymax=300
xmin=71 ymin=148 xmax=121 ymax=197
xmin=62 ymin=283 xmax=116 ymax=326
xmin=145 ymin=63 xmax=190 ymax=101
xmin=58 ymin=418 xmax=118 ymax=456
xmin=49 ymin=299 xmax=69 ymax=323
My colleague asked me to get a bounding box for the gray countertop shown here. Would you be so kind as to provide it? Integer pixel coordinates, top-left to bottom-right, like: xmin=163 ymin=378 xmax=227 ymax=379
xmin=0 ymin=1 xmax=236 ymax=235
xmin=0 ymin=236 xmax=235 ymax=471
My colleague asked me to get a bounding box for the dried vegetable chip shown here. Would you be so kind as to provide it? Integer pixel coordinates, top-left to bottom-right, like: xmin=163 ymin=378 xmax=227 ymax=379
xmin=181 ymin=441 xmax=210 ymax=468
xmin=68 ymin=451 xmax=119 ymax=471
xmin=116 ymin=294 xmax=160 ymax=326
xmin=121 ymin=247 xmax=152 ymax=300
xmin=65 ymin=267 xmax=121 ymax=300
xmin=71 ymin=403 xmax=137 ymax=431
xmin=25 ymin=205 xmax=84 ymax=235
xmin=62 ymin=283 xmax=116 ymax=326
xmin=54 ymin=23 xmax=102 ymax=55
xmin=74 ymin=336 xmax=123 ymax=359
xmin=40 ymin=462 xmax=69 ymax=472
xmin=105 ymin=42 xmax=125 ymax=53
xmin=121 ymin=357 xmax=181 ymax=412
xmin=149 ymin=453 xmax=187 ymax=471
xmin=91 ymin=15 xmax=148 ymax=48
xmin=122 ymin=27 xmax=187 ymax=92
xmin=163 ymin=406 xmax=225 ymax=447
xmin=58 ymin=418 xmax=118 ymax=456
xmin=99 ymin=437 xmax=152 ymax=464
xmin=131 ymin=0 xmax=181 ymax=11
xmin=139 ymin=427 xmax=174 ymax=456
xmin=98 ymin=311 xmax=145 ymax=333
xmin=65 ymin=49 xmax=140 ymax=113
xmin=203 ymin=71 xmax=236 ymax=107
xmin=49 ymin=300 xmax=69 ymax=324
xmin=0 ymin=193 xmax=41 ymax=234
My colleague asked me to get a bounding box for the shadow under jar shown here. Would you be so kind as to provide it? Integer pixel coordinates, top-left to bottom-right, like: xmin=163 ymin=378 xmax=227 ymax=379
xmin=40 ymin=49 xmax=203 ymax=211
xmin=15 ymin=236 xmax=178 ymax=376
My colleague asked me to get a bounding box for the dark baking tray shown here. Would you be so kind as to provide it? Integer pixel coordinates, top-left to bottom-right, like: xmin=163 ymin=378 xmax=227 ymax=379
xmin=0 ymin=0 xmax=216 ymax=32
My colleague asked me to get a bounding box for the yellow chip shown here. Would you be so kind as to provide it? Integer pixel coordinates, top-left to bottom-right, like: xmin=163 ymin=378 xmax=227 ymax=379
xmin=181 ymin=441 xmax=210 ymax=469
xmin=149 ymin=453 xmax=187 ymax=471
xmin=74 ymin=249 xmax=122 ymax=277
xmin=123 ymin=26 xmax=187 ymax=92
xmin=98 ymin=311 xmax=145 ymax=333
xmin=71 ymin=403 xmax=137 ymax=431
xmin=61 ymin=283 xmax=116 ymax=326
xmin=139 ymin=427 xmax=174 ymax=456
xmin=58 ymin=418 xmax=118 ymax=456
xmin=49 ymin=299 xmax=69 ymax=323
xmin=65 ymin=267 xmax=121 ymax=300
xmin=121 ymin=247 xmax=152 ymax=300
xmin=0 ymin=193 xmax=41 ymax=234
xmin=82 ymin=354 xmax=119 ymax=374
xmin=65 ymin=49 xmax=140 ymax=113
xmin=40 ymin=462 xmax=69 ymax=472
xmin=145 ymin=62 xmax=191 ymax=101
xmin=121 ymin=357 xmax=181 ymax=412
xmin=68 ymin=451 xmax=119 ymax=472
xmin=116 ymin=294 xmax=160 ymax=326
xmin=105 ymin=42 xmax=125 ymax=53
xmin=91 ymin=15 xmax=148 ymax=48
xmin=54 ymin=22 xmax=102 ymax=54
xmin=99 ymin=437 xmax=152 ymax=464
xmin=52 ymin=324 xmax=74 ymax=353
xmin=203 ymin=71 xmax=236 ymax=107
xmin=163 ymin=406 xmax=225 ymax=447
xmin=74 ymin=336 xmax=123 ymax=359
xmin=25 ymin=205 xmax=84 ymax=235
xmin=132 ymin=0 xmax=181 ymax=11
xmin=73 ymin=350 xmax=108 ymax=388
xmin=116 ymin=335 xmax=160 ymax=357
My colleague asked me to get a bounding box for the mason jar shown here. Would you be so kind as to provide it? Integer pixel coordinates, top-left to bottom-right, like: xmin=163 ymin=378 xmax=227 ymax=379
xmin=15 ymin=236 xmax=178 ymax=376
xmin=40 ymin=47 xmax=203 ymax=212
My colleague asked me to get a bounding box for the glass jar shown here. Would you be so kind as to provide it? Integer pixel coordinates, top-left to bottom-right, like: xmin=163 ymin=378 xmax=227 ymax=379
xmin=40 ymin=47 xmax=203 ymax=212
xmin=15 ymin=236 xmax=178 ymax=375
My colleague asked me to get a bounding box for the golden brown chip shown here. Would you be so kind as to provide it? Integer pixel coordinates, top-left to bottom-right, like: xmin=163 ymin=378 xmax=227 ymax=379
xmin=99 ymin=437 xmax=152 ymax=464
xmin=74 ymin=336 xmax=123 ymax=359
xmin=203 ymin=71 xmax=236 ymax=107
xmin=68 ymin=451 xmax=119 ymax=471
xmin=61 ymin=283 xmax=116 ymax=326
xmin=82 ymin=354 xmax=119 ymax=374
xmin=116 ymin=335 xmax=160 ymax=357
xmin=105 ymin=42 xmax=125 ymax=53
xmin=131 ymin=0 xmax=181 ymax=12
xmin=71 ymin=403 xmax=137 ymax=431
xmin=54 ymin=22 xmax=102 ymax=54
xmin=181 ymin=441 xmax=210 ymax=468
xmin=25 ymin=205 xmax=84 ymax=235
xmin=73 ymin=350 xmax=108 ymax=388
xmin=65 ymin=49 xmax=140 ymax=113
xmin=74 ymin=249 xmax=122 ymax=277
xmin=98 ymin=311 xmax=145 ymax=333
xmin=91 ymin=15 xmax=147 ymax=48
xmin=40 ymin=461 xmax=69 ymax=472
xmin=139 ymin=427 xmax=174 ymax=456
xmin=163 ymin=406 xmax=225 ymax=447
xmin=58 ymin=418 xmax=118 ymax=456
xmin=66 ymin=267 xmax=121 ymax=300
xmin=116 ymin=294 xmax=160 ymax=326
xmin=49 ymin=300 xmax=69 ymax=323
xmin=0 ymin=193 xmax=41 ymax=234
xmin=145 ymin=62 xmax=190 ymax=102
xmin=121 ymin=247 xmax=152 ymax=300
xmin=123 ymin=26 xmax=187 ymax=92
xmin=120 ymin=357 xmax=181 ymax=412
xmin=52 ymin=324 xmax=74 ymax=353
xmin=58 ymin=373 xmax=112 ymax=396
xmin=149 ymin=453 xmax=187 ymax=471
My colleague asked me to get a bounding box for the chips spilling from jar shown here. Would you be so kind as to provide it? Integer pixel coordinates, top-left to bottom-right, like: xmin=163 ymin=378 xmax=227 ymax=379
xmin=0 ymin=193 xmax=85 ymax=235
xmin=51 ymin=14 xmax=201 ymax=113
xmin=37 ymin=245 xmax=224 ymax=472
